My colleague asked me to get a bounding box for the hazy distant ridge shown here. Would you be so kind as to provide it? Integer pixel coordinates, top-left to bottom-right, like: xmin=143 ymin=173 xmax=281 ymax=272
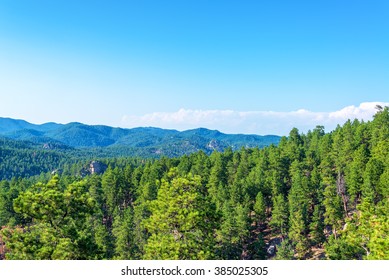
xmin=0 ymin=117 xmax=280 ymax=152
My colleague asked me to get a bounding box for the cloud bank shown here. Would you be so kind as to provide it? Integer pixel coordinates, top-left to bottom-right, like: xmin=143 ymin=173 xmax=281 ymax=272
xmin=121 ymin=102 xmax=389 ymax=135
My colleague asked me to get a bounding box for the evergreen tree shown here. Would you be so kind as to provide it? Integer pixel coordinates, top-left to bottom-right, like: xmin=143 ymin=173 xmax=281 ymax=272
xmin=2 ymin=108 xmax=389 ymax=260
xmin=249 ymin=233 xmax=267 ymax=260
xmin=2 ymin=176 xmax=98 ymax=259
xmin=270 ymin=194 xmax=288 ymax=237
xmin=345 ymin=146 xmax=368 ymax=205
xmin=215 ymin=201 xmax=249 ymax=260
xmin=112 ymin=207 xmax=135 ymax=259
xmin=208 ymin=152 xmax=228 ymax=210
xmin=254 ymin=191 xmax=266 ymax=226
xmin=309 ymin=205 xmax=325 ymax=246
xmin=322 ymin=177 xmax=343 ymax=238
xmin=274 ymin=238 xmax=295 ymax=260
xmin=143 ymin=170 xmax=216 ymax=260
xmin=325 ymin=234 xmax=363 ymax=260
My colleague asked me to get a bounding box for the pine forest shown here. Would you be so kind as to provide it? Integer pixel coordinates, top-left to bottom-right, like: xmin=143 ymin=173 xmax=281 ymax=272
xmin=0 ymin=108 xmax=388 ymax=260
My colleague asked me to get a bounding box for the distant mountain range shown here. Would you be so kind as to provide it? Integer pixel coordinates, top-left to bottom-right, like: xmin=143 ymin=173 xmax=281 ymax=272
xmin=0 ymin=117 xmax=281 ymax=156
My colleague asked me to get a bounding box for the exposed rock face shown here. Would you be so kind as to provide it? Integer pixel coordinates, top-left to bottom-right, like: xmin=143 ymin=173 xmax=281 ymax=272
xmin=267 ymin=245 xmax=276 ymax=256
xmin=207 ymin=139 xmax=222 ymax=151
xmin=42 ymin=143 xmax=52 ymax=149
xmin=89 ymin=161 xmax=107 ymax=175
xmin=51 ymin=169 xmax=62 ymax=175
xmin=266 ymin=237 xmax=282 ymax=257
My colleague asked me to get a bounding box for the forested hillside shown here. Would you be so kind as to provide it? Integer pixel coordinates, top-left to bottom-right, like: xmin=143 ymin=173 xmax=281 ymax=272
xmin=0 ymin=108 xmax=388 ymax=260
xmin=0 ymin=120 xmax=280 ymax=180
xmin=0 ymin=117 xmax=280 ymax=153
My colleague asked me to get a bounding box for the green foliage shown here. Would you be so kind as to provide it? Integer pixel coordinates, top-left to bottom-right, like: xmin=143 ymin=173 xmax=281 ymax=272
xmin=309 ymin=205 xmax=325 ymax=246
xmin=0 ymin=121 xmax=281 ymax=178
xmin=0 ymin=180 xmax=30 ymax=226
xmin=254 ymin=191 xmax=266 ymax=225
xmin=143 ymin=170 xmax=216 ymax=260
xmin=345 ymin=146 xmax=368 ymax=204
xmin=13 ymin=176 xmax=95 ymax=227
xmin=325 ymin=235 xmax=364 ymax=260
xmin=1 ymin=176 xmax=99 ymax=259
xmin=1 ymin=224 xmax=75 ymax=260
xmin=216 ymin=201 xmax=251 ymax=260
xmin=274 ymin=239 xmax=295 ymax=260
xmin=323 ymin=179 xmax=343 ymax=238
xmin=112 ymin=207 xmax=135 ymax=260
xmin=288 ymin=209 xmax=309 ymax=259
xmin=342 ymin=199 xmax=388 ymax=260
xmin=249 ymin=233 xmax=267 ymax=260
xmin=270 ymin=194 xmax=288 ymax=236
xmin=1 ymin=108 xmax=389 ymax=260
xmin=0 ymin=138 xmax=67 ymax=180
xmin=288 ymin=167 xmax=310 ymax=258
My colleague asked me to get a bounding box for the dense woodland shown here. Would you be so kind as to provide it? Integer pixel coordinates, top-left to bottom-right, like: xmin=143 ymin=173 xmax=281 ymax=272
xmin=0 ymin=119 xmax=281 ymax=175
xmin=1 ymin=108 xmax=388 ymax=260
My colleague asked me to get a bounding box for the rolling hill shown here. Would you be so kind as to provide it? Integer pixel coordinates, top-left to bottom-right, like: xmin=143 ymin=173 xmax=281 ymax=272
xmin=0 ymin=117 xmax=281 ymax=155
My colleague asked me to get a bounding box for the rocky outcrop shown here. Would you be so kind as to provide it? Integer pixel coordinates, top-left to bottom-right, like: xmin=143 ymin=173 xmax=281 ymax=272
xmin=207 ymin=139 xmax=223 ymax=151
xmin=89 ymin=161 xmax=107 ymax=175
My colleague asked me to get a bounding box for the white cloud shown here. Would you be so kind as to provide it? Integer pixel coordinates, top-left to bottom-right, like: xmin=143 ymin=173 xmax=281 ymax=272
xmin=121 ymin=102 xmax=389 ymax=135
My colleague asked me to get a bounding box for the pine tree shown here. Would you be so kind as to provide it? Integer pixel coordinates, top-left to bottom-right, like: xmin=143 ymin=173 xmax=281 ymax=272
xmin=287 ymin=167 xmax=310 ymax=258
xmin=362 ymin=158 xmax=384 ymax=202
xmin=4 ymin=176 xmax=98 ymax=259
xmin=254 ymin=191 xmax=266 ymax=226
xmin=143 ymin=170 xmax=216 ymax=260
xmin=112 ymin=207 xmax=135 ymax=259
xmin=322 ymin=177 xmax=343 ymax=238
xmin=274 ymin=238 xmax=295 ymax=260
xmin=309 ymin=205 xmax=325 ymax=246
xmin=345 ymin=146 xmax=368 ymax=205
xmin=215 ymin=201 xmax=249 ymax=260
xmin=270 ymin=194 xmax=288 ymax=237
xmin=250 ymin=233 xmax=267 ymax=260
xmin=208 ymin=152 xmax=228 ymax=210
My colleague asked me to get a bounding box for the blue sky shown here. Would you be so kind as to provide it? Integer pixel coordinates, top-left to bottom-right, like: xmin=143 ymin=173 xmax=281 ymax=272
xmin=0 ymin=0 xmax=388 ymax=135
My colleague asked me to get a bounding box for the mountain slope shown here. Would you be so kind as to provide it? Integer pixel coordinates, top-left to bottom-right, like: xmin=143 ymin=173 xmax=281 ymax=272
xmin=0 ymin=117 xmax=281 ymax=153
xmin=0 ymin=118 xmax=62 ymax=133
